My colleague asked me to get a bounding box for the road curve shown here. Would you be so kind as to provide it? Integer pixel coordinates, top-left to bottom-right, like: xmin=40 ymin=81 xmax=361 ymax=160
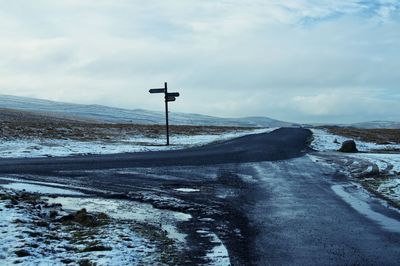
xmin=0 ymin=128 xmax=312 ymax=173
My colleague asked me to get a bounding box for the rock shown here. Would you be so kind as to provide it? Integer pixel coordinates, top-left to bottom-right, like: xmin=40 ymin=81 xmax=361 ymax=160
xmin=15 ymin=249 xmax=31 ymax=257
xmin=74 ymin=209 xmax=98 ymax=227
xmin=61 ymin=259 xmax=74 ymax=264
xmin=97 ymin=212 xmax=109 ymax=220
xmin=36 ymin=221 xmax=49 ymax=227
xmin=12 ymin=219 xmax=26 ymax=224
xmin=59 ymin=208 xmax=107 ymax=227
xmin=339 ymin=140 xmax=358 ymax=153
xmin=49 ymin=210 xmax=58 ymax=219
xmin=81 ymin=244 xmax=112 ymax=252
xmin=78 ymin=259 xmax=96 ymax=266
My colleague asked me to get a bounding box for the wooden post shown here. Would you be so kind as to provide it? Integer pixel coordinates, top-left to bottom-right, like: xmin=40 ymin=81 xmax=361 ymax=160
xmin=149 ymin=82 xmax=179 ymax=146
xmin=164 ymin=82 xmax=170 ymax=146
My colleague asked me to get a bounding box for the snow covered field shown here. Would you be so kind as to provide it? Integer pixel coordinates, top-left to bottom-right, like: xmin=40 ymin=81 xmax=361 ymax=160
xmin=311 ymin=128 xmax=400 ymax=206
xmin=0 ymin=128 xmax=271 ymax=158
xmin=311 ymin=128 xmax=400 ymax=152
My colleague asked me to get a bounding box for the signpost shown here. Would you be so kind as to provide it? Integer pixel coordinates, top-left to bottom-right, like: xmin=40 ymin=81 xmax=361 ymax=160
xmin=149 ymin=82 xmax=180 ymax=146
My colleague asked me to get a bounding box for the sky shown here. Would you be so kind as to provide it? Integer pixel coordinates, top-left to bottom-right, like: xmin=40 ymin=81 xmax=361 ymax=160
xmin=0 ymin=0 xmax=399 ymax=123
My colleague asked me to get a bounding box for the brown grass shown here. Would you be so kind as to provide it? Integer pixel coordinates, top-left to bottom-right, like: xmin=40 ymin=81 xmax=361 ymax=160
xmin=0 ymin=108 xmax=257 ymax=141
xmin=323 ymin=126 xmax=400 ymax=144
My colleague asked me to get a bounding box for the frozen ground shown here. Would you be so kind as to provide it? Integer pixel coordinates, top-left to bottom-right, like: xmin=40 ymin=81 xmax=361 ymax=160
xmin=311 ymin=128 xmax=400 ymax=206
xmin=0 ymin=128 xmax=271 ymax=158
xmin=0 ymin=177 xmax=231 ymax=265
xmin=347 ymin=153 xmax=400 ymax=175
xmin=311 ymin=128 xmax=400 ymax=152
xmin=0 ymin=189 xmax=166 ymax=265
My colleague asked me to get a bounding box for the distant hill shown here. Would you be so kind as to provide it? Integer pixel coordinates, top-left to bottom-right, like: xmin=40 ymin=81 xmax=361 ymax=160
xmin=0 ymin=95 xmax=296 ymax=127
xmin=350 ymin=121 xmax=400 ymax=129
xmin=311 ymin=121 xmax=400 ymax=129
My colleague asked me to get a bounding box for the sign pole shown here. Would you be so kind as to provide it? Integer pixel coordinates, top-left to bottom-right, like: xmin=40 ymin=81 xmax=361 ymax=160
xmin=149 ymin=82 xmax=180 ymax=146
xmin=164 ymin=82 xmax=170 ymax=146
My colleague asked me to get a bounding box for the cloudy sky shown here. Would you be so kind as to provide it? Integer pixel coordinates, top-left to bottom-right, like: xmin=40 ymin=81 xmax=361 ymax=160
xmin=0 ymin=0 xmax=399 ymax=123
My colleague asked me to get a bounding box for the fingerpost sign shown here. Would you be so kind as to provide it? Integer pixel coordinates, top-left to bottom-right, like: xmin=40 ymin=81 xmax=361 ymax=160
xmin=149 ymin=82 xmax=180 ymax=145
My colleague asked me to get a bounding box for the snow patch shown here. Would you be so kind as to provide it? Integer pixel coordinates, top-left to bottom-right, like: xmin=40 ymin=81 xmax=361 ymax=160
xmin=174 ymin=188 xmax=200 ymax=193
xmin=332 ymin=184 xmax=400 ymax=233
xmin=378 ymin=179 xmax=400 ymax=202
xmin=0 ymin=191 xmax=160 ymax=265
xmin=196 ymin=230 xmax=230 ymax=266
xmin=45 ymin=196 xmax=191 ymax=244
xmin=311 ymin=128 xmax=400 ymax=152
xmin=1 ymin=183 xmax=84 ymax=196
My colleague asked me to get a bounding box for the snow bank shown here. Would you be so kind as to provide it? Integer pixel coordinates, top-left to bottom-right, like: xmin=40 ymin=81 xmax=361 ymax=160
xmin=311 ymin=129 xmax=400 ymax=206
xmin=378 ymin=179 xmax=400 ymax=202
xmin=347 ymin=153 xmax=400 ymax=174
xmin=332 ymin=184 xmax=400 ymax=233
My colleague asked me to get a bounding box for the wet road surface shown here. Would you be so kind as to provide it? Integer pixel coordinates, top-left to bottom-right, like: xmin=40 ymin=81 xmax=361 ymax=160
xmin=0 ymin=128 xmax=399 ymax=265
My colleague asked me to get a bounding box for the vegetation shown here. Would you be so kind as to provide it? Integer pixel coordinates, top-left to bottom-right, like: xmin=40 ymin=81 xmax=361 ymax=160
xmin=0 ymin=108 xmax=256 ymax=141
xmin=324 ymin=126 xmax=400 ymax=144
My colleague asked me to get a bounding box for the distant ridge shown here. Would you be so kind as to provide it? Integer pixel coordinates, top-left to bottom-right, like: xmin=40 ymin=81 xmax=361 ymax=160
xmin=349 ymin=121 xmax=400 ymax=129
xmin=0 ymin=94 xmax=296 ymax=127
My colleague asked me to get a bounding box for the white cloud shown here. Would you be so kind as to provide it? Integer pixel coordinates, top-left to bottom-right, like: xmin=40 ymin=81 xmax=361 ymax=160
xmin=0 ymin=0 xmax=399 ymax=123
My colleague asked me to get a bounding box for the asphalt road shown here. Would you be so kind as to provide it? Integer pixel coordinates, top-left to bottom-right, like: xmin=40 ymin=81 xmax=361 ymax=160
xmin=0 ymin=128 xmax=311 ymax=173
xmin=1 ymin=128 xmax=400 ymax=265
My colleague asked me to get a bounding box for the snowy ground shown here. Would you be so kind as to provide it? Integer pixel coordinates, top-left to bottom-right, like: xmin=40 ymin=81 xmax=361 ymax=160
xmin=311 ymin=128 xmax=400 ymax=152
xmin=0 ymin=189 xmax=166 ymax=265
xmin=311 ymin=128 xmax=400 ymax=206
xmin=0 ymin=177 xmax=231 ymax=265
xmin=0 ymin=128 xmax=271 ymax=158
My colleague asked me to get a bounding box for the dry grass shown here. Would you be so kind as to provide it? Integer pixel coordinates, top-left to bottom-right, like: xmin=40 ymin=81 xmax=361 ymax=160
xmin=0 ymin=108 xmax=257 ymax=141
xmin=323 ymin=126 xmax=400 ymax=144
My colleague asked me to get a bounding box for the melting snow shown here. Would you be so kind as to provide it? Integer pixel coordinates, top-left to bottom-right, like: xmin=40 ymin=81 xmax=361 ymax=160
xmin=377 ymin=178 xmax=400 ymax=203
xmin=347 ymin=153 xmax=400 ymax=174
xmin=0 ymin=182 xmax=85 ymax=196
xmin=332 ymin=184 xmax=400 ymax=233
xmin=174 ymin=188 xmax=200 ymax=193
xmin=311 ymin=129 xmax=400 ymax=206
xmin=45 ymin=196 xmax=191 ymax=244
xmin=195 ymin=230 xmax=230 ymax=266
xmin=0 ymin=191 xmax=161 ymax=265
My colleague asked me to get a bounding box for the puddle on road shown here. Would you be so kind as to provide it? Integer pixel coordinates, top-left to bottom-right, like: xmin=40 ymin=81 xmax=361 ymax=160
xmin=45 ymin=196 xmax=191 ymax=243
xmin=332 ymin=184 xmax=400 ymax=233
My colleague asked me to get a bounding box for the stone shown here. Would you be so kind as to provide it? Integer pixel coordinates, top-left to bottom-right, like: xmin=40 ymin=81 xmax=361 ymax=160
xmin=339 ymin=140 xmax=358 ymax=153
